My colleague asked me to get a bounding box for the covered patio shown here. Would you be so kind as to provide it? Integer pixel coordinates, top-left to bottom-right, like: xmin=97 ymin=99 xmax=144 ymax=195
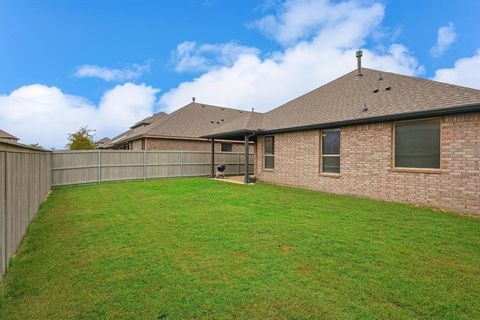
xmin=207 ymin=131 xmax=257 ymax=184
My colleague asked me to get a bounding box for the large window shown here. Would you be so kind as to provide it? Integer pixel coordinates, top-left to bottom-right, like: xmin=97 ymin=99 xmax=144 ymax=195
xmin=264 ymin=136 xmax=275 ymax=169
xmin=321 ymin=129 xmax=340 ymax=174
xmin=221 ymin=143 xmax=233 ymax=152
xmin=394 ymin=119 xmax=441 ymax=169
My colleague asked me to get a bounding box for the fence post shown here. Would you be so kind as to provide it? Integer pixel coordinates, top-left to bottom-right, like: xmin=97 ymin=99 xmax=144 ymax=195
xmin=180 ymin=150 xmax=184 ymax=178
xmin=237 ymin=152 xmax=240 ymax=175
xmin=143 ymin=150 xmax=147 ymax=181
xmin=97 ymin=150 xmax=101 ymax=184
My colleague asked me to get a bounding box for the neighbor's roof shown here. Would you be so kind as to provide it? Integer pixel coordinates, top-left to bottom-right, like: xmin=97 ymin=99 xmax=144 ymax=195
xmin=0 ymin=129 xmax=19 ymax=141
xmin=205 ymin=68 xmax=480 ymax=137
xmin=130 ymin=112 xmax=168 ymax=129
xmin=114 ymin=102 xmax=257 ymax=144
xmin=98 ymin=112 xmax=169 ymax=148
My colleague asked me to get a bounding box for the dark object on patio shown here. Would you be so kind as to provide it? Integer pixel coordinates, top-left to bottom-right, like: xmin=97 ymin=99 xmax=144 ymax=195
xmin=216 ymin=164 xmax=226 ymax=178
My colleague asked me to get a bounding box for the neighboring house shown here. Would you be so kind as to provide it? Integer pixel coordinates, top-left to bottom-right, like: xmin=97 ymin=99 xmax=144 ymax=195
xmin=102 ymin=102 xmax=255 ymax=153
xmin=205 ymin=52 xmax=480 ymax=214
xmin=0 ymin=129 xmax=19 ymax=142
xmin=98 ymin=112 xmax=168 ymax=149
xmin=95 ymin=137 xmax=110 ymax=147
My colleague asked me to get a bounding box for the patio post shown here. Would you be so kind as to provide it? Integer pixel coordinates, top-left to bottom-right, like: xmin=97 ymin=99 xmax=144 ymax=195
xmin=210 ymin=139 xmax=215 ymax=178
xmin=244 ymin=134 xmax=249 ymax=184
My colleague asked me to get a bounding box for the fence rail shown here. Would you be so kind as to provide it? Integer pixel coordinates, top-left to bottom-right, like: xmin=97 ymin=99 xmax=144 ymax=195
xmin=1 ymin=148 xmax=254 ymax=279
xmin=0 ymin=149 xmax=52 ymax=280
xmin=51 ymin=150 xmax=254 ymax=186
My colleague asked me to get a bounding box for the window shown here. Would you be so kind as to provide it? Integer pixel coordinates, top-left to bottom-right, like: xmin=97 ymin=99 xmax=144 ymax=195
xmin=321 ymin=129 xmax=340 ymax=174
xmin=264 ymin=136 xmax=274 ymax=169
xmin=221 ymin=143 xmax=233 ymax=152
xmin=394 ymin=119 xmax=440 ymax=169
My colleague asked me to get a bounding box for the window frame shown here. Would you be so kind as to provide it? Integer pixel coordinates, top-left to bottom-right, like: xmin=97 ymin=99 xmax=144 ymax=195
xmin=264 ymin=135 xmax=275 ymax=170
xmin=320 ymin=128 xmax=341 ymax=175
xmin=392 ymin=118 xmax=442 ymax=173
xmin=220 ymin=142 xmax=233 ymax=153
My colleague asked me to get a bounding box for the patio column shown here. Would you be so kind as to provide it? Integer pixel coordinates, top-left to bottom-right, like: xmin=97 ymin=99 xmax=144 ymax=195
xmin=244 ymin=134 xmax=249 ymax=184
xmin=210 ymin=139 xmax=215 ymax=178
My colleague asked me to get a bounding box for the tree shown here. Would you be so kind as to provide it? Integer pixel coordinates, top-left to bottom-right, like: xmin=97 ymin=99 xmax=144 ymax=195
xmin=29 ymin=143 xmax=43 ymax=149
xmin=67 ymin=127 xmax=96 ymax=150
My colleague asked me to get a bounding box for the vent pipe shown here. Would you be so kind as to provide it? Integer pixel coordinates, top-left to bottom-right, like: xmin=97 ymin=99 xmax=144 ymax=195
xmin=356 ymin=50 xmax=363 ymax=76
xmin=192 ymin=97 xmax=196 ymax=102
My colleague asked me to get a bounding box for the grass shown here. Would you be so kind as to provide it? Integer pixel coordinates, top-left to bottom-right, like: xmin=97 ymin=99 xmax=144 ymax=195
xmin=0 ymin=178 xmax=479 ymax=319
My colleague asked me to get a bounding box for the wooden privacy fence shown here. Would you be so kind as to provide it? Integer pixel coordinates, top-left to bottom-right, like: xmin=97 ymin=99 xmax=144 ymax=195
xmin=0 ymin=147 xmax=52 ymax=280
xmin=52 ymin=150 xmax=254 ymax=186
xmin=1 ymin=148 xmax=253 ymax=279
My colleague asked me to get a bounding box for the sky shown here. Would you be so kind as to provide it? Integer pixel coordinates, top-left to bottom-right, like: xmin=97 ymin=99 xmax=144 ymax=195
xmin=1 ymin=0 xmax=480 ymax=149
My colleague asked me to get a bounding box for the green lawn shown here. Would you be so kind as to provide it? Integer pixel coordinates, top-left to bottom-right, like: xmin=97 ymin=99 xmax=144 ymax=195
xmin=0 ymin=178 xmax=479 ymax=319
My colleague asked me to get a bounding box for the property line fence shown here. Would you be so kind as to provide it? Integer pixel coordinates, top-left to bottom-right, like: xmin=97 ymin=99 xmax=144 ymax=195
xmin=0 ymin=148 xmax=52 ymax=280
xmin=52 ymin=150 xmax=254 ymax=186
xmin=1 ymin=148 xmax=254 ymax=280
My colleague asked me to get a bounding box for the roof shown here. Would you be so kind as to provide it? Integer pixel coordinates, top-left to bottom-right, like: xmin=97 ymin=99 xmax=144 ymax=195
xmin=114 ymin=102 xmax=258 ymax=144
xmin=96 ymin=137 xmax=110 ymax=144
xmin=204 ymin=68 xmax=480 ymax=137
xmin=130 ymin=112 xmax=168 ymax=129
xmin=0 ymin=139 xmax=48 ymax=152
xmin=206 ymin=111 xmax=264 ymax=138
xmin=0 ymin=129 xmax=19 ymax=141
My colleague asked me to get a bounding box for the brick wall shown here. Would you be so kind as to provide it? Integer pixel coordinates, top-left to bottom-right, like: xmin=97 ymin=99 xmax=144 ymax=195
xmin=255 ymin=112 xmax=480 ymax=215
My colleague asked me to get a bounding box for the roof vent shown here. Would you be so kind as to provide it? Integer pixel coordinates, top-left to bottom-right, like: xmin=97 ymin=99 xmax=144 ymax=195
xmin=378 ymin=73 xmax=383 ymax=80
xmin=251 ymin=107 xmax=255 ymax=112
xmin=362 ymin=103 xmax=368 ymax=112
xmin=385 ymin=86 xmax=392 ymax=91
xmin=192 ymin=97 xmax=196 ymax=102
xmin=373 ymin=88 xmax=379 ymax=93
xmin=210 ymin=121 xmax=214 ymax=123
xmin=356 ymin=50 xmax=363 ymax=76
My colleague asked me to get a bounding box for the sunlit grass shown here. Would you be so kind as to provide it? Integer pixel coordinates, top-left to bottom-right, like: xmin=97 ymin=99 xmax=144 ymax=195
xmin=1 ymin=178 xmax=479 ymax=319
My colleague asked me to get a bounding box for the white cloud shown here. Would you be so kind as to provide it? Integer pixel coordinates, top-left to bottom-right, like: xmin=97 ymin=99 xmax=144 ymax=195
xmin=159 ymin=0 xmax=423 ymax=112
xmin=433 ymin=49 xmax=480 ymax=89
xmin=249 ymin=0 xmax=384 ymax=47
xmin=0 ymin=83 xmax=159 ymax=149
xmin=430 ymin=22 xmax=457 ymax=57
xmin=74 ymin=62 xmax=151 ymax=81
xmin=171 ymin=41 xmax=259 ymax=73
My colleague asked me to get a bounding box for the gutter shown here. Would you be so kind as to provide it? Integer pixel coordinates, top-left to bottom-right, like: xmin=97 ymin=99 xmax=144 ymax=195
xmin=204 ymin=103 xmax=480 ymax=138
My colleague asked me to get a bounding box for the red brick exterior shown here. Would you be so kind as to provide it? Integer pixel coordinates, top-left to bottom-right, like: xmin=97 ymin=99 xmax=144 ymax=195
xmin=255 ymin=112 xmax=480 ymax=215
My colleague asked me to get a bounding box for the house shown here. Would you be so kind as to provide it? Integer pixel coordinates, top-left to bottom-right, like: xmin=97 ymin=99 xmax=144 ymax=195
xmin=205 ymin=52 xmax=480 ymax=214
xmin=101 ymin=102 xmax=256 ymax=153
xmin=95 ymin=137 xmax=111 ymax=147
xmin=98 ymin=112 xmax=168 ymax=149
xmin=0 ymin=130 xmax=19 ymax=142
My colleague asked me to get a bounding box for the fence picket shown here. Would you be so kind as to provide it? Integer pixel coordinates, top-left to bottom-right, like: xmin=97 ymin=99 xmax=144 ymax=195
xmin=51 ymin=150 xmax=253 ymax=186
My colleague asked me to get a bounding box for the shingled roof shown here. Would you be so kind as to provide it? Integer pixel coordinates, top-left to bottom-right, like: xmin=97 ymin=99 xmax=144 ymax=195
xmin=204 ymin=68 xmax=480 ymax=138
xmin=0 ymin=129 xmax=19 ymax=141
xmin=130 ymin=112 xmax=168 ymax=129
xmin=114 ymin=102 xmax=257 ymax=144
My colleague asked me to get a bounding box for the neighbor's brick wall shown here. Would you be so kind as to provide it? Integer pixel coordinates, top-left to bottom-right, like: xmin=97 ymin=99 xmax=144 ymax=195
xmin=131 ymin=139 xmax=143 ymax=150
xmin=256 ymin=112 xmax=480 ymax=214
xmin=129 ymin=138 xmax=253 ymax=153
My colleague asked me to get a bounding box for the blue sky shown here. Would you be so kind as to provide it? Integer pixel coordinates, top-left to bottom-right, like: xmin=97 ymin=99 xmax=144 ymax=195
xmin=1 ymin=0 xmax=480 ymax=148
